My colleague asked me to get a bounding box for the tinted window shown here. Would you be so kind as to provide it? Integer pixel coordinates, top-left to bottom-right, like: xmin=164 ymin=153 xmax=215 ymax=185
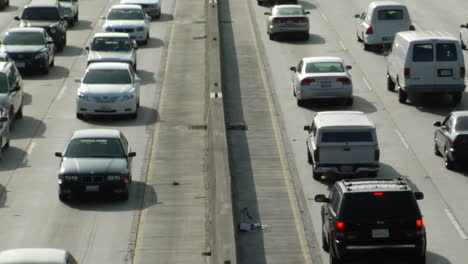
xmin=21 ymin=7 xmax=61 ymax=20
xmin=321 ymin=131 xmax=373 ymax=143
xmin=274 ymin=7 xmax=304 ymax=16
xmin=108 ymin=9 xmax=145 ymax=20
xmin=340 ymin=192 xmax=421 ymax=220
xmin=377 ymin=9 xmax=404 ymax=20
xmin=305 ymin=62 xmax=344 ymax=73
xmin=83 ymin=69 xmax=132 ymax=84
xmin=0 ymin=73 xmax=8 ymax=93
xmin=65 ymin=138 xmax=125 ymax=158
xmin=436 ymin=43 xmax=457 ymax=61
xmin=92 ymin=38 xmax=132 ymax=51
xmin=3 ymin=32 xmax=45 ymax=45
xmin=413 ymin=44 xmax=433 ymax=62
xmin=455 ymin=117 xmax=468 ymax=131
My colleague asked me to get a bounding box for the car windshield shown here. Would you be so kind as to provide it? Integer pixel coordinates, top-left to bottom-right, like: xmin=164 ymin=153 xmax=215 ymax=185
xmin=65 ymin=138 xmax=125 ymax=158
xmin=340 ymin=192 xmax=421 ymax=220
xmin=92 ymin=38 xmax=132 ymax=51
xmin=108 ymin=9 xmax=144 ymax=20
xmin=83 ymin=69 xmax=132 ymax=84
xmin=3 ymin=32 xmax=45 ymax=45
xmin=21 ymin=7 xmax=61 ymax=20
xmin=274 ymin=7 xmax=304 ymax=16
xmin=305 ymin=62 xmax=345 ymax=73
xmin=0 ymin=73 xmax=8 ymax=93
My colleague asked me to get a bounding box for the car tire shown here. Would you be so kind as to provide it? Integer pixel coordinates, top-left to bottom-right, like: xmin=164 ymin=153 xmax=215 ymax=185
xmin=445 ymin=149 xmax=455 ymax=170
xmin=303 ymin=33 xmax=309 ymax=40
xmin=130 ymin=112 xmax=138 ymax=119
xmin=322 ymin=229 xmax=329 ymax=252
xmin=307 ymin=148 xmax=312 ymax=164
xmin=15 ymin=105 xmax=23 ymax=119
xmin=74 ymin=12 xmax=79 ymax=22
xmin=461 ymin=35 xmax=466 ymax=50
xmin=345 ymin=97 xmax=353 ymax=106
xmin=59 ymin=193 xmax=68 ymax=202
xmin=357 ymin=34 xmax=363 ymax=42
xmin=363 ymin=43 xmax=372 ymax=51
xmin=42 ymin=62 xmax=49 ymax=75
xmin=297 ymin=99 xmax=305 ymax=107
xmin=312 ymin=169 xmax=322 ymax=181
xmin=50 ymin=57 xmax=54 ymax=67
xmin=68 ymin=19 xmax=74 ymax=27
xmin=142 ymin=33 xmax=149 ymax=45
xmin=387 ymin=73 xmax=395 ymax=91
xmin=398 ymin=84 xmax=407 ymax=104
xmin=434 ymin=141 xmax=441 ymax=156
xmin=76 ymin=113 xmax=84 ymax=120
xmin=452 ymin=92 xmax=462 ymax=104
xmin=269 ymin=33 xmax=275 ymax=41
xmin=293 ymin=87 xmax=296 ymax=97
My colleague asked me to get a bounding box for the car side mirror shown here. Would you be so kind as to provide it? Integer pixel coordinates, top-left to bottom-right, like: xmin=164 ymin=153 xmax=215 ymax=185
xmin=264 ymin=12 xmax=271 ymax=15
xmin=354 ymin=14 xmax=360 ymax=18
xmin=85 ymin=47 xmax=90 ymax=51
xmin=346 ymin=65 xmax=352 ymax=70
xmin=303 ymin=125 xmax=311 ymax=131
xmin=0 ymin=116 xmax=7 ymax=122
xmin=461 ymin=24 xmax=467 ymax=28
xmin=128 ymin=152 xmax=136 ymax=157
xmin=433 ymin=121 xmax=442 ymax=127
xmin=74 ymin=78 xmax=82 ymax=83
xmin=290 ymin=66 xmax=296 ymax=72
xmin=55 ymin=152 xmax=63 ymax=157
xmin=14 ymin=16 xmax=20 ymax=21
xmin=314 ymin=194 xmax=329 ymax=203
xmin=305 ymin=11 xmax=310 ymax=14
xmin=414 ymin=192 xmax=424 ymax=200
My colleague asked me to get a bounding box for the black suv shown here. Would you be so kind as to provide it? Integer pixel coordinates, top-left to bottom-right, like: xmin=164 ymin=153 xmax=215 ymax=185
xmin=315 ymin=178 xmax=426 ymax=264
xmin=14 ymin=0 xmax=67 ymax=51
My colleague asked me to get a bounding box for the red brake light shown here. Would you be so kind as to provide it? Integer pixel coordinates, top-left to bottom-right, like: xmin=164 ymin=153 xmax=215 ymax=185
xmin=313 ymin=147 xmax=319 ymax=162
xmin=416 ymin=219 xmax=423 ymax=227
xmin=453 ymin=137 xmax=467 ymax=146
xmin=373 ymin=192 xmax=383 ymax=196
xmin=337 ymin=78 xmax=351 ymax=84
xmin=336 ymin=221 xmax=344 ymax=230
xmin=461 ymin=67 xmax=465 ymax=78
xmin=297 ymin=17 xmax=309 ymax=23
xmin=300 ymin=78 xmax=316 ymax=86
xmin=404 ymin=68 xmax=410 ymax=78
xmin=121 ymin=175 xmax=128 ymax=181
xmin=365 ymin=26 xmax=374 ymax=35
xmin=273 ymin=18 xmax=286 ymax=23
xmin=409 ymin=25 xmax=415 ymax=31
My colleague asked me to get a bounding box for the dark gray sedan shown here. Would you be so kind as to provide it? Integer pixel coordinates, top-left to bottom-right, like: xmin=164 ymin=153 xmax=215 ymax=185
xmin=55 ymin=129 xmax=136 ymax=201
xmin=434 ymin=111 xmax=468 ymax=170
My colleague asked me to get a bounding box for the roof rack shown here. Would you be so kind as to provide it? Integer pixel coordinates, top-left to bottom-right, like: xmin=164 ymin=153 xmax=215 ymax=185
xmin=342 ymin=177 xmax=408 ymax=191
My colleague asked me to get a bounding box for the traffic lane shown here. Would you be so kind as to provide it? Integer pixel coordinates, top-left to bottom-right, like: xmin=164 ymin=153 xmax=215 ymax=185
xmin=312 ymin=0 xmax=468 ymax=240
xmin=250 ymin=0 xmax=467 ymax=263
xmin=0 ymin=0 xmax=30 ymax=35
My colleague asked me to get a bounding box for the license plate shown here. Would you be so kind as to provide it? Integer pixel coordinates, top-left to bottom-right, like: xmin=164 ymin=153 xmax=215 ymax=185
xmin=15 ymin=62 xmax=25 ymax=68
xmin=321 ymin=81 xmax=331 ymax=88
xmin=85 ymin=185 xmax=99 ymax=192
xmin=341 ymin=165 xmax=353 ymax=173
xmin=382 ymin=37 xmax=392 ymax=41
xmin=372 ymin=228 xmax=389 ymax=238
xmin=438 ymin=69 xmax=453 ymax=77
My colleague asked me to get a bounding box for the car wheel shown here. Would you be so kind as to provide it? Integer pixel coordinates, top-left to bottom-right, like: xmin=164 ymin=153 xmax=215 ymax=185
xmin=452 ymin=92 xmax=462 ymax=104
xmin=357 ymin=34 xmax=363 ymax=42
xmin=303 ymin=32 xmax=309 ymax=40
xmin=329 ymin=247 xmax=342 ymax=264
xmin=307 ymin=148 xmax=312 ymax=164
xmin=398 ymin=84 xmax=407 ymax=104
xmin=345 ymin=97 xmax=353 ymax=106
xmin=68 ymin=19 xmax=75 ymax=27
xmin=50 ymin=57 xmax=54 ymax=67
xmin=461 ymin=35 xmax=467 ymax=50
xmin=76 ymin=113 xmax=84 ymax=120
xmin=387 ymin=73 xmax=395 ymax=91
xmin=15 ymin=105 xmax=23 ymax=119
xmin=42 ymin=62 xmax=49 ymax=75
xmin=434 ymin=141 xmax=441 ymax=156
xmin=74 ymin=12 xmax=79 ymax=22
xmin=312 ymin=169 xmax=322 ymax=181
xmin=363 ymin=43 xmax=372 ymax=51
xmin=59 ymin=193 xmax=68 ymax=202
xmin=322 ymin=229 xmax=329 ymax=252
xmin=269 ymin=33 xmax=275 ymax=41
xmin=142 ymin=33 xmax=149 ymax=45
xmin=445 ymin=149 xmax=455 ymax=170
xmin=297 ymin=99 xmax=305 ymax=107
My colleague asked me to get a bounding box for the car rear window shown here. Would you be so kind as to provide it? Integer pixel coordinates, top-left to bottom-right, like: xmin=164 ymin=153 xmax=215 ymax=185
xmin=274 ymin=7 xmax=304 ymax=16
xmin=21 ymin=7 xmax=61 ymax=20
xmin=340 ymin=192 xmax=421 ymax=220
xmin=305 ymin=62 xmax=344 ymax=73
xmin=436 ymin=43 xmax=457 ymax=61
xmin=92 ymin=38 xmax=132 ymax=51
xmin=377 ymin=9 xmax=404 ymax=20
xmin=413 ymin=44 xmax=433 ymax=62
xmin=321 ymin=131 xmax=373 ymax=143
xmin=455 ymin=116 xmax=468 ymax=131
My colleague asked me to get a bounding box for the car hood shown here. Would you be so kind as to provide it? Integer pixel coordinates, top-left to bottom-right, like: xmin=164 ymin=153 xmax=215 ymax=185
xmin=60 ymin=157 xmax=128 ymax=175
xmin=88 ymin=51 xmax=133 ymax=63
xmin=1 ymin=45 xmax=46 ymax=53
xmin=79 ymin=83 xmax=135 ymax=95
xmin=20 ymin=20 xmax=58 ymax=28
xmin=0 ymin=95 xmax=10 ymax=107
xmin=104 ymin=20 xmax=146 ymax=28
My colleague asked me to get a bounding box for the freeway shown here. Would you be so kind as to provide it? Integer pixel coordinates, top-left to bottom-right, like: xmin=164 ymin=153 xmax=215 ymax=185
xmin=221 ymin=0 xmax=468 ymax=263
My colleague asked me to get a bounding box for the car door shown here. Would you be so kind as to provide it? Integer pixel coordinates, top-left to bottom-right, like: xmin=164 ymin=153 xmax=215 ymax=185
xmin=45 ymin=32 xmax=55 ymax=63
xmin=356 ymin=10 xmax=368 ymax=38
xmin=323 ymin=187 xmax=340 ymax=241
xmin=434 ymin=42 xmax=462 ymax=86
xmin=6 ymin=67 xmax=21 ymax=115
xmin=120 ymin=133 xmax=133 ymax=171
xmin=130 ymin=66 xmax=140 ymax=99
xmin=293 ymin=60 xmax=303 ymax=94
xmin=437 ymin=115 xmax=453 ymax=153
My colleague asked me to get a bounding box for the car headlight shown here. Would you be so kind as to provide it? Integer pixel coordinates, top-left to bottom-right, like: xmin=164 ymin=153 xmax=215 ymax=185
xmin=78 ymin=92 xmax=89 ymax=101
xmin=34 ymin=51 xmax=48 ymax=59
xmin=136 ymin=26 xmax=145 ymax=32
xmin=64 ymin=175 xmax=79 ymax=181
xmin=121 ymin=93 xmax=135 ymax=101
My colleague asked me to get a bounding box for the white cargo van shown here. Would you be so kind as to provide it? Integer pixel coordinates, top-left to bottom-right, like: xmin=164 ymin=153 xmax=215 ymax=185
xmin=386 ymin=31 xmax=466 ymax=104
xmin=304 ymin=111 xmax=380 ymax=181
xmin=355 ymin=1 xmax=414 ymax=50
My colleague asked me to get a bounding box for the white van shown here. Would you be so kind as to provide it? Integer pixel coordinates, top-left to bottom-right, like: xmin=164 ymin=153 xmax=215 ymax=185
xmin=386 ymin=31 xmax=466 ymax=104
xmin=0 ymin=248 xmax=78 ymax=264
xmin=304 ymin=111 xmax=380 ymax=181
xmin=355 ymin=1 xmax=414 ymax=50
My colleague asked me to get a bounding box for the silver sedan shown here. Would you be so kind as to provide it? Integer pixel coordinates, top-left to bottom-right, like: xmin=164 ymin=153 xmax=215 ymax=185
xmin=264 ymin=5 xmax=310 ymax=40
xmin=290 ymin=57 xmax=353 ymax=106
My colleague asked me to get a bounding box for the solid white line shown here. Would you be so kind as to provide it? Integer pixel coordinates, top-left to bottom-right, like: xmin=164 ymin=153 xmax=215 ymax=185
xmin=362 ymin=76 xmax=372 ymax=90
xmin=444 ymin=208 xmax=468 ymax=240
xmin=338 ymin=40 xmax=346 ymax=50
xmin=394 ymin=129 xmax=409 ymax=149
xmin=57 ymin=85 xmax=68 ymax=101
xmin=320 ymin=11 xmax=328 ymax=23
xmin=22 ymin=142 xmax=36 ymax=163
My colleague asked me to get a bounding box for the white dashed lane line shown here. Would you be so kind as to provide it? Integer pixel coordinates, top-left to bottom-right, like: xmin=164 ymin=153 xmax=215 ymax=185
xmin=361 ymin=76 xmax=373 ymax=90
xmin=394 ymin=129 xmax=409 ymax=149
xmin=57 ymin=85 xmax=68 ymax=101
xmin=444 ymin=208 xmax=468 ymax=240
xmin=22 ymin=142 xmax=36 ymax=163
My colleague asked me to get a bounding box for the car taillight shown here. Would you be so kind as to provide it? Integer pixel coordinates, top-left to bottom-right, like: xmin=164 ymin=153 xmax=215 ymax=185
xmin=365 ymin=26 xmax=373 ymax=35
xmin=373 ymin=192 xmax=383 ymax=196
xmin=374 ymin=149 xmax=380 ymax=161
xmin=300 ymin=78 xmax=315 ymax=86
xmin=296 ymin=17 xmax=309 ymax=23
xmin=313 ymin=147 xmax=319 ymax=162
xmin=460 ymin=67 xmax=465 ymax=78
xmin=404 ymin=68 xmax=410 ymax=79
xmin=272 ymin=18 xmax=286 ymax=23
xmin=409 ymin=25 xmax=415 ymax=30
xmin=453 ymin=137 xmax=467 ymax=146
xmin=59 ymin=175 xmax=65 ymax=180
xmin=337 ymin=78 xmax=351 ymax=84
xmin=416 ymin=219 xmax=424 ymax=235
xmin=336 ymin=221 xmax=345 ymax=238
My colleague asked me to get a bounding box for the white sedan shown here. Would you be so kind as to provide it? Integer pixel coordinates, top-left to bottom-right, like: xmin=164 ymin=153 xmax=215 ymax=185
xmin=75 ymin=62 xmax=141 ymax=119
xmin=290 ymin=57 xmax=353 ymax=106
xmin=101 ymin=4 xmax=151 ymax=45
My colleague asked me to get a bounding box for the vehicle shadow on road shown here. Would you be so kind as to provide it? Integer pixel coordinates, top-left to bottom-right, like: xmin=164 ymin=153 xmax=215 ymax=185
xmin=83 ymin=106 xmax=158 ymax=127
xmin=23 ymin=92 xmax=32 ymax=105
xmin=57 ymin=45 xmax=85 ymax=57
xmin=297 ymin=95 xmax=378 ymax=114
xmin=21 ymin=66 xmax=70 ymax=81
xmin=64 ymin=181 xmax=158 ymax=211
xmin=410 ymin=93 xmax=465 ymax=117
xmin=70 ymin=20 xmax=93 ymax=31
xmin=140 ymin=38 xmax=164 ymax=49
xmin=11 ymin=116 xmax=46 ymax=139
xmin=0 ymin=146 xmax=28 ymax=171
xmin=155 ymin=13 xmax=173 ymax=22
xmin=275 ymin=33 xmax=325 ymax=45
xmin=136 ymin=70 xmax=156 ymax=85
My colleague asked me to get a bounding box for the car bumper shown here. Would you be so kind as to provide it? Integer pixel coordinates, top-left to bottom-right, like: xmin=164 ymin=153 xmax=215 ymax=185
xmin=364 ymin=34 xmax=395 ymax=45
xmin=297 ymin=86 xmax=352 ymax=100
xmin=59 ymin=181 xmax=128 ymax=195
xmin=128 ymin=31 xmax=147 ymax=41
xmin=12 ymin=58 xmax=48 ymax=71
xmin=402 ymin=84 xmax=466 ymax=93
xmin=314 ymin=164 xmax=379 ymax=175
xmin=269 ymin=25 xmax=308 ymax=35
xmin=77 ymin=98 xmax=137 ymax=115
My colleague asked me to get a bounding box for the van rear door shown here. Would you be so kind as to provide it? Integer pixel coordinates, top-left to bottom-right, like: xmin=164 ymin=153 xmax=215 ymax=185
xmin=318 ymin=130 xmax=377 ymax=165
xmin=434 ymin=41 xmax=464 ymax=86
xmin=408 ymin=42 xmax=436 ymax=86
xmin=373 ymin=7 xmax=410 ymax=41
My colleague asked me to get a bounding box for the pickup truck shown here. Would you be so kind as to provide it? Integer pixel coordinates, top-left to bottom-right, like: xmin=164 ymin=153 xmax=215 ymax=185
xmin=304 ymin=111 xmax=380 ymax=181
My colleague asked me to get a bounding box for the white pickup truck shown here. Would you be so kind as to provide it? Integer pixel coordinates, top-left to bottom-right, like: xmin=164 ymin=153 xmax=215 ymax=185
xmin=304 ymin=111 xmax=380 ymax=180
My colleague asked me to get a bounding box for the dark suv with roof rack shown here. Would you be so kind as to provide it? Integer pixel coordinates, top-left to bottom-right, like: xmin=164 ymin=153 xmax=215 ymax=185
xmin=314 ymin=178 xmax=426 ymax=264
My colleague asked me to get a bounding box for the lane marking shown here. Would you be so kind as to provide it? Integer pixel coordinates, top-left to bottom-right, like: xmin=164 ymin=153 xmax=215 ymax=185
xmin=319 ymin=11 xmax=328 ymax=23
xmin=444 ymin=208 xmax=468 ymax=240
xmin=339 ymin=40 xmax=346 ymax=50
xmin=56 ymin=85 xmax=68 ymax=101
xmin=394 ymin=129 xmax=409 ymax=149
xmin=245 ymin=0 xmax=311 ymax=262
xmin=22 ymin=142 xmax=36 ymax=163
xmin=362 ymin=76 xmax=372 ymax=90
